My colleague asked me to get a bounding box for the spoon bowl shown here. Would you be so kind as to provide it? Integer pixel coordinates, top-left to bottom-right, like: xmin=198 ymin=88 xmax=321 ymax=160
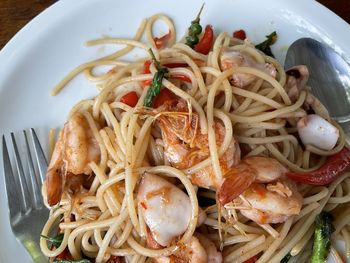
xmin=285 ymin=38 xmax=350 ymax=132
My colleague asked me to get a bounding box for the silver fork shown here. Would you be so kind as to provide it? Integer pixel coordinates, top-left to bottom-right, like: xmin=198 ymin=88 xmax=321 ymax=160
xmin=2 ymin=129 xmax=49 ymax=263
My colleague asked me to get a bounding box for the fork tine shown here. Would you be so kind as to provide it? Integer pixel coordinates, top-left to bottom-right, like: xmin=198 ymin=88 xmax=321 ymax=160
xmin=23 ymin=130 xmax=43 ymax=208
xmin=11 ymin=133 xmax=32 ymax=213
xmin=2 ymin=135 xmax=22 ymax=219
xmin=30 ymin=128 xmax=48 ymax=184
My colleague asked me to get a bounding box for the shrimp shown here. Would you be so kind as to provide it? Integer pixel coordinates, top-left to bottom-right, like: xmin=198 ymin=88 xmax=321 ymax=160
xmin=238 ymin=180 xmax=302 ymax=224
xmin=173 ymin=234 xmax=222 ymax=263
xmin=195 ymin=233 xmax=223 ymax=263
xmin=219 ymin=48 xmax=277 ymax=88
xmin=150 ymin=100 xmax=302 ymax=224
xmin=146 ymin=231 xmax=222 ymax=263
xmin=154 ymin=236 xmax=208 ymax=263
xmin=242 ymin=156 xmax=288 ymax=183
xmin=45 ymin=112 xmax=100 ymax=206
xmin=218 ymin=156 xmax=302 ymax=224
xmin=156 ymin=99 xmax=241 ymax=189
xmin=218 ymin=156 xmax=287 ymax=204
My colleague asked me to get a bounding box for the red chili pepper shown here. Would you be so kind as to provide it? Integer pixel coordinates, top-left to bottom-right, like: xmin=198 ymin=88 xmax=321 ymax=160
xmin=163 ymin=63 xmax=188 ymax=68
xmin=55 ymin=248 xmax=74 ymax=260
xmin=287 ymin=147 xmax=350 ymax=185
xmin=243 ymin=255 xmax=259 ymax=263
xmin=141 ymin=60 xmax=152 ymax=88
xmin=143 ymin=60 xmax=151 ymax=73
xmin=233 ymin=29 xmax=246 ymax=40
xmin=170 ymin=74 xmax=191 ymax=83
xmin=194 ymin=25 xmax=214 ymax=55
xmin=120 ymin=91 xmax=139 ymax=107
xmin=153 ymin=88 xmax=176 ymax=108
xmin=154 ymin=30 xmax=171 ymax=49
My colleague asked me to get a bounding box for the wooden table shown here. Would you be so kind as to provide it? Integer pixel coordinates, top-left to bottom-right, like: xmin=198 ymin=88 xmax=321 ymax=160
xmin=0 ymin=0 xmax=349 ymax=49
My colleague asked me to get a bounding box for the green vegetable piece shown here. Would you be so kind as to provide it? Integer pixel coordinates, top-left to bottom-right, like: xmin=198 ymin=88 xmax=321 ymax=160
xmin=280 ymin=252 xmax=292 ymax=263
xmin=185 ymin=35 xmax=199 ymax=46
xmin=186 ymin=3 xmax=205 ymax=48
xmin=311 ymin=212 xmax=335 ymax=263
xmin=255 ymin=31 xmax=277 ymax=58
xmin=189 ymin=23 xmax=202 ymax=36
xmin=144 ymin=49 xmax=169 ymax=107
xmin=41 ymin=233 xmax=64 ymax=248
xmin=53 ymin=260 xmax=91 ymax=263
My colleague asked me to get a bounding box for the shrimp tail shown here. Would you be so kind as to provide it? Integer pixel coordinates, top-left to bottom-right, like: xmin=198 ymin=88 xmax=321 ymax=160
xmin=45 ymin=129 xmax=65 ymax=206
xmin=217 ymin=164 xmax=257 ymax=205
xmin=46 ymin=167 xmax=64 ymax=206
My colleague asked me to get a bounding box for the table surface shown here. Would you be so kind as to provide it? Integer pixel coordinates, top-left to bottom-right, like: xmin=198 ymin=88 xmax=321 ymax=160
xmin=0 ymin=0 xmax=349 ymax=50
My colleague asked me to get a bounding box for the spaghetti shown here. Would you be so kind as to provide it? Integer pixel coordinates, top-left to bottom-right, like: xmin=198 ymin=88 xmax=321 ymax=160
xmin=40 ymin=12 xmax=350 ymax=263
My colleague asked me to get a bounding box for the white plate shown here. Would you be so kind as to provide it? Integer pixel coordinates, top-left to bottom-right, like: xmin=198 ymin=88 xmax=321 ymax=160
xmin=0 ymin=0 xmax=350 ymax=262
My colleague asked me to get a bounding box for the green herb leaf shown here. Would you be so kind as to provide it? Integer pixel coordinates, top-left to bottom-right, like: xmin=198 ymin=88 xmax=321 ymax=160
xmin=311 ymin=212 xmax=335 ymax=263
xmin=41 ymin=233 xmax=64 ymax=248
xmin=144 ymin=49 xmax=169 ymax=107
xmin=53 ymin=260 xmax=91 ymax=263
xmin=255 ymin=31 xmax=277 ymax=57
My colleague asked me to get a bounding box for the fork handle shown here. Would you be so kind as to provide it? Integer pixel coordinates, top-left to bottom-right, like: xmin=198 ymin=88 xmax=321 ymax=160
xmin=21 ymin=242 xmax=48 ymax=263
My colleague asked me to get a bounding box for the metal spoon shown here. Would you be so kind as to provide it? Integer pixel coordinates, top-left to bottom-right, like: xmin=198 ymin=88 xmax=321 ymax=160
xmin=285 ymin=38 xmax=350 ymax=133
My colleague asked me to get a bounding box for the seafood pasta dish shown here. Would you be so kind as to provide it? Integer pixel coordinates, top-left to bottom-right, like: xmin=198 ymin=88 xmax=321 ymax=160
xmin=39 ymin=7 xmax=350 ymax=263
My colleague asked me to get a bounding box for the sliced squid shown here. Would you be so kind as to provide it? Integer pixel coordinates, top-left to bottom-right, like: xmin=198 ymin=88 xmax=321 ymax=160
xmin=137 ymin=173 xmax=192 ymax=247
xmin=297 ymin=114 xmax=339 ymax=150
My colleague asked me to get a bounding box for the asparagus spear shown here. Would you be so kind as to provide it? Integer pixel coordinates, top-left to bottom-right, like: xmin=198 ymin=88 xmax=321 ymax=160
xmin=311 ymin=212 xmax=335 ymax=263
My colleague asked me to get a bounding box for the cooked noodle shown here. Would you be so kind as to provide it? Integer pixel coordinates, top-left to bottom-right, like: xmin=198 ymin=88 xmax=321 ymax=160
xmin=40 ymin=13 xmax=350 ymax=263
